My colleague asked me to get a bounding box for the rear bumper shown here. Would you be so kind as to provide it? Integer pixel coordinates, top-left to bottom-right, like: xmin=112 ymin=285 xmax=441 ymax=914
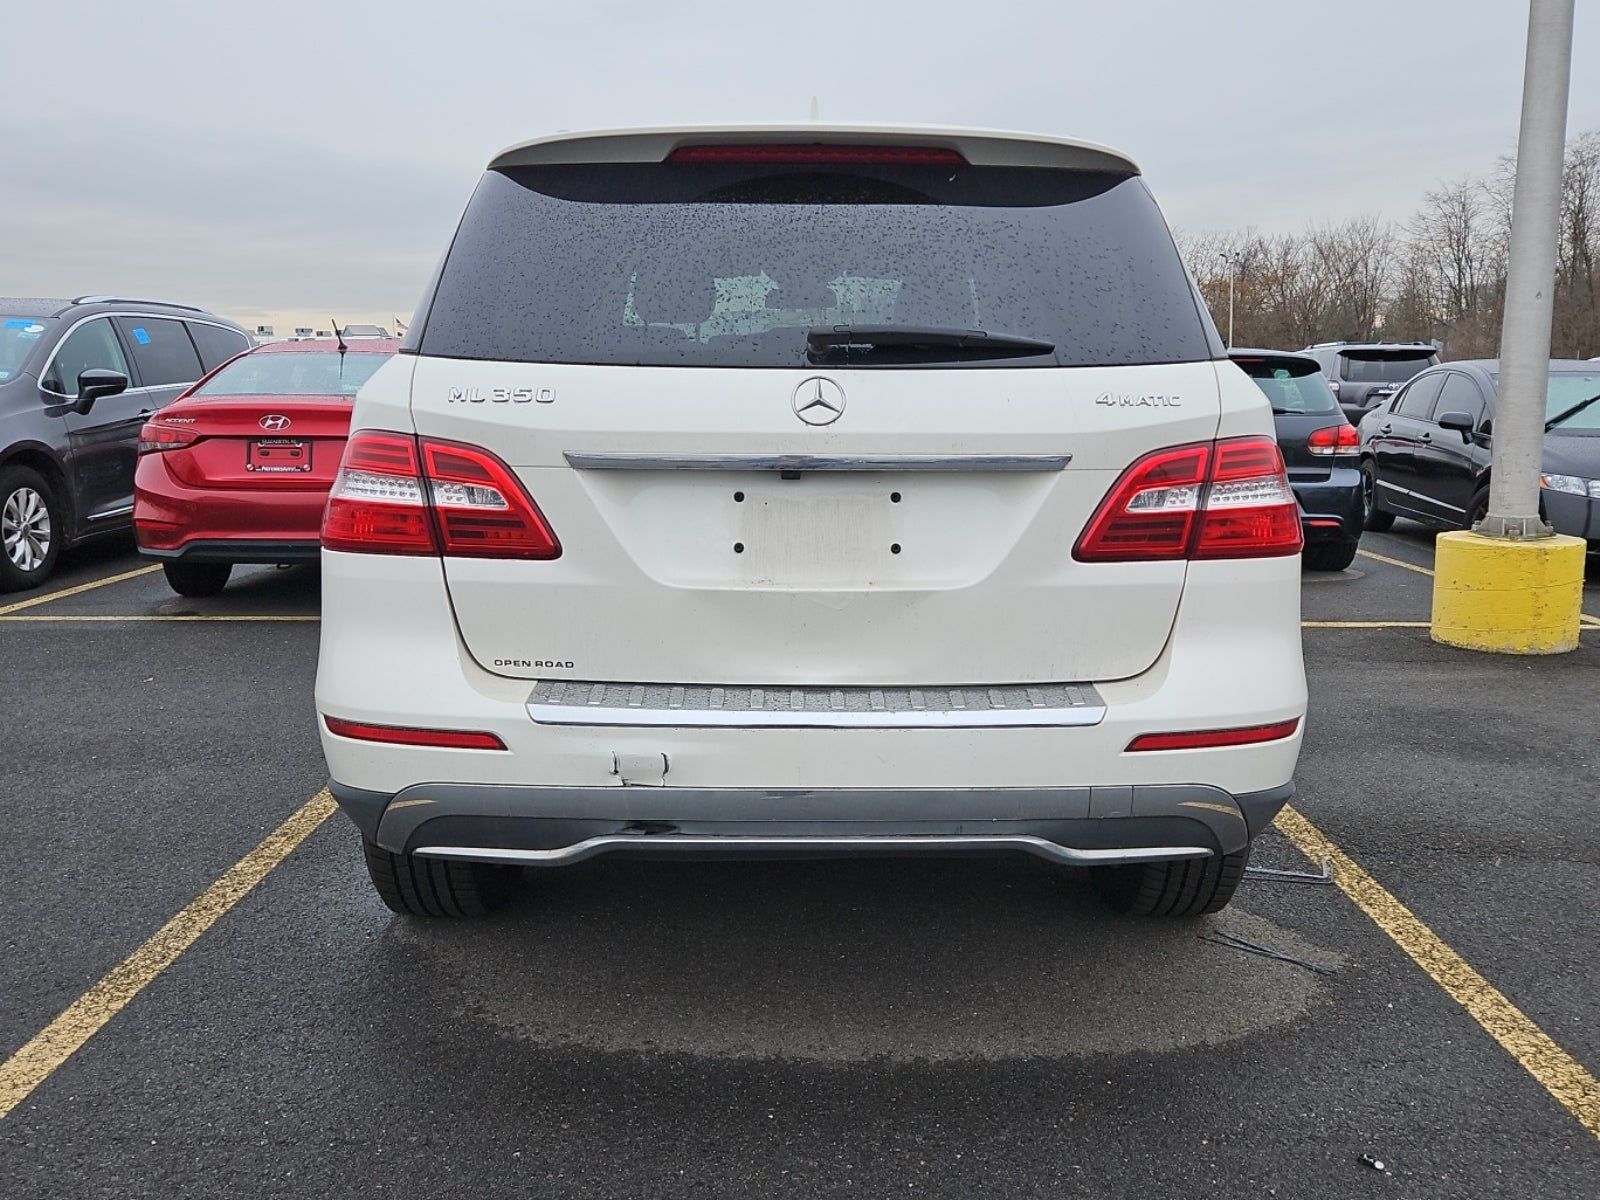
xmin=139 ymin=538 xmax=321 ymax=564
xmin=133 ymin=455 xmax=329 ymax=556
xmin=333 ymin=778 xmax=1294 ymax=865
xmin=1292 ymin=469 xmax=1364 ymax=543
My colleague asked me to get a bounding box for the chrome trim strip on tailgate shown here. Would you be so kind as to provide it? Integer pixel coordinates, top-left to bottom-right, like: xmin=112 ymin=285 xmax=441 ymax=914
xmin=527 ymin=680 xmax=1106 ymax=728
xmin=562 ymin=452 xmax=1071 ymax=472
xmin=416 ymin=836 xmax=1210 ymax=868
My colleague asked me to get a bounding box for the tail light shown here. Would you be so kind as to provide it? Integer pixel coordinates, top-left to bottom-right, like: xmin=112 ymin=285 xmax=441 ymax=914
xmin=1306 ymin=424 xmax=1361 ymax=456
xmin=137 ymin=422 xmax=202 ymax=455
xmin=1074 ymin=436 xmax=1302 ymax=562
xmin=322 ymin=430 xmax=560 ymax=559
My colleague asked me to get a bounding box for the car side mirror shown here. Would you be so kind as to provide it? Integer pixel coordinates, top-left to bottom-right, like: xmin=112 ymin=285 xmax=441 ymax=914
xmin=1437 ymin=410 xmax=1475 ymax=439
xmin=73 ymin=368 xmax=128 ymax=415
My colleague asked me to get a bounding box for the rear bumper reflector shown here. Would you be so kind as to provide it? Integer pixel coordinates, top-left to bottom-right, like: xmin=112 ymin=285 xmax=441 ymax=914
xmin=323 ymin=715 xmax=507 ymax=750
xmin=1125 ymin=718 xmax=1301 ymax=752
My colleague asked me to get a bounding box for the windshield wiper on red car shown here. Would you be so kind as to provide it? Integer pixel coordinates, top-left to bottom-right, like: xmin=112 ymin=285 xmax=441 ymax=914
xmin=806 ymin=324 xmax=1057 ymax=359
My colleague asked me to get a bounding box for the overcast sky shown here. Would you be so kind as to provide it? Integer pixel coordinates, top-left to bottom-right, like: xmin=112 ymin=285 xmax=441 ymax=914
xmin=5 ymin=0 xmax=1597 ymax=333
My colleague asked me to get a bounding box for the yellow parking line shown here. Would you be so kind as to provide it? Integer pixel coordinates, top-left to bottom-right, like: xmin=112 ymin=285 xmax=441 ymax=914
xmin=1275 ymin=804 xmax=1600 ymax=1140
xmin=0 ymin=565 xmax=161 ymax=616
xmin=1357 ymin=547 xmax=1434 ymax=576
xmin=0 ymin=789 xmax=336 ymax=1123
xmin=1302 ymin=620 xmax=1432 ymax=629
xmin=0 ymin=614 xmax=319 ymax=623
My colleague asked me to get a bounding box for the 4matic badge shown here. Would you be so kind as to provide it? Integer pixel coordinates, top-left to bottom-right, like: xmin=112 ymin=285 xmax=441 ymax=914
xmin=1094 ymin=391 xmax=1182 ymax=408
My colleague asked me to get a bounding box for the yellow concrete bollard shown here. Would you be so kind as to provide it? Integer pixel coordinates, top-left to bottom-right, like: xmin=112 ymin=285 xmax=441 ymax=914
xmin=1430 ymin=530 xmax=1587 ymax=654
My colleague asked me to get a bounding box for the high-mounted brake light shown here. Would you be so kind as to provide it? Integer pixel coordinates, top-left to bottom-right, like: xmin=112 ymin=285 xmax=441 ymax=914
xmin=1073 ymin=436 xmax=1302 ymax=562
xmin=323 ymin=715 xmax=507 ymax=751
xmin=1306 ymin=424 xmax=1361 ymax=456
xmin=666 ymin=143 xmax=967 ymax=167
xmin=137 ymin=422 xmax=202 ymax=455
xmin=322 ymin=430 xmax=561 ymax=559
xmin=1126 ymin=718 xmax=1301 ymax=752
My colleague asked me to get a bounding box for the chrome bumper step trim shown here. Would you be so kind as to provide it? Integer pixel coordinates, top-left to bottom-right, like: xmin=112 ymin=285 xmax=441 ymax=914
xmin=415 ymin=835 xmax=1212 ymax=868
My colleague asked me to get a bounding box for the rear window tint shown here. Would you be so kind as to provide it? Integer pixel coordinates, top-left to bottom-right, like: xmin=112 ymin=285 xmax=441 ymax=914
xmin=188 ymin=322 xmax=252 ymax=371
xmin=193 ymin=351 xmax=390 ymax=398
xmin=114 ymin=316 xmax=202 ymax=387
xmin=1233 ymin=358 xmax=1337 ymax=414
xmin=416 ymin=163 xmax=1216 ymax=369
xmin=1340 ymin=351 xmax=1435 ymax=383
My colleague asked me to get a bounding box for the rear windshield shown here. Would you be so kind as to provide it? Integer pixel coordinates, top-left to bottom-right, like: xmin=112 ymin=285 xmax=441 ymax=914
xmin=1340 ymin=351 xmax=1435 ymax=384
xmin=191 ymin=351 xmax=389 ymax=398
xmin=413 ymin=162 xmax=1217 ymax=369
xmin=1233 ymin=357 xmax=1338 ymax=414
xmin=0 ymin=317 xmax=49 ymax=382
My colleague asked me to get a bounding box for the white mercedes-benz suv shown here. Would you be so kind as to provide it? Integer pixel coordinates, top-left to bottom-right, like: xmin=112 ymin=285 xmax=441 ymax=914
xmin=316 ymin=125 xmax=1306 ymax=919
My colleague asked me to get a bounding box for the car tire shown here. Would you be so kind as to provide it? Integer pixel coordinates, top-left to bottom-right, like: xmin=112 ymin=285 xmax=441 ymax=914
xmin=361 ymin=837 xmax=520 ymax=917
xmin=1303 ymin=539 xmax=1360 ymax=572
xmin=162 ymin=561 xmax=232 ymax=597
xmin=1466 ymin=487 xmax=1491 ymax=531
xmin=1093 ymin=845 xmax=1250 ymax=917
xmin=1361 ymin=461 xmax=1395 ymax=532
xmin=0 ymin=465 xmax=64 ymax=593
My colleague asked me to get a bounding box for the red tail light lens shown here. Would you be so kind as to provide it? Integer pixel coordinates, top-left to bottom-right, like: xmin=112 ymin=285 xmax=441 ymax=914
xmin=322 ymin=431 xmax=437 ymax=554
xmin=322 ymin=430 xmax=561 ymax=559
xmin=1306 ymin=424 xmax=1361 ymax=456
xmin=422 ymin=439 xmax=561 ymax=559
xmin=137 ymin=422 xmax=202 ymax=455
xmin=323 ymin=715 xmax=506 ymax=750
xmin=1126 ymin=718 xmax=1301 ymax=752
xmin=1074 ymin=436 xmax=1302 ymax=562
xmin=666 ymin=143 xmax=967 ymax=167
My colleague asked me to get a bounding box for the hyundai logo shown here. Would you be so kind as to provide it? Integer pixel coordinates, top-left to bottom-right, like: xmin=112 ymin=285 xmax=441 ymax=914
xmin=791 ymin=377 xmax=846 ymax=426
xmin=259 ymin=414 xmax=292 ymax=431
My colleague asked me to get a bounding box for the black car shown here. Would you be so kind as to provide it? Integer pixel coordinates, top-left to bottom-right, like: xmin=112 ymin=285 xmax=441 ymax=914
xmin=1357 ymin=359 xmax=1600 ymax=548
xmin=1303 ymin=340 xmax=1440 ymax=423
xmin=0 ymin=296 xmax=252 ymax=591
xmin=1231 ymin=349 xmax=1364 ymax=571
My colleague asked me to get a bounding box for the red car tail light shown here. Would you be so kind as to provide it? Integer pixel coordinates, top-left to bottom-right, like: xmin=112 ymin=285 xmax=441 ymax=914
xmin=1126 ymin=717 xmax=1301 ymax=752
xmin=1306 ymin=424 xmax=1361 ymax=456
xmin=1074 ymin=436 xmax=1302 ymax=563
xmin=666 ymin=143 xmax=967 ymax=167
xmin=323 ymin=715 xmax=507 ymax=750
xmin=422 ymin=439 xmax=561 ymax=560
xmin=322 ymin=430 xmax=560 ymax=559
xmin=322 ymin=431 xmax=437 ymax=554
xmin=137 ymin=422 xmax=202 ymax=455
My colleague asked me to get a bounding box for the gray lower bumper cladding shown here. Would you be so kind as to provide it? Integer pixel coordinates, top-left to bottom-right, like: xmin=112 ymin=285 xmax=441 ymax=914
xmin=330 ymin=780 xmax=1294 ymax=869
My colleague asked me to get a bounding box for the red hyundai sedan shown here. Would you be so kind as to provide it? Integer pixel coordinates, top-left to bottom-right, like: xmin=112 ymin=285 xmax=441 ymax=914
xmin=134 ymin=339 xmax=399 ymax=595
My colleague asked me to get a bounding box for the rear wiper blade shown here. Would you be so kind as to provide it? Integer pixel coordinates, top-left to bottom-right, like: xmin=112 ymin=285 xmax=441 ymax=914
xmin=806 ymin=324 xmax=1056 ymax=356
xmin=1544 ymin=390 xmax=1600 ymax=431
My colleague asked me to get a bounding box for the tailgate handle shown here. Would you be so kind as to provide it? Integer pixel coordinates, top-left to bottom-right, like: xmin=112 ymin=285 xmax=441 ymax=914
xmin=564 ymin=452 xmax=1070 ymax=473
xmin=612 ymin=751 xmax=669 ymax=786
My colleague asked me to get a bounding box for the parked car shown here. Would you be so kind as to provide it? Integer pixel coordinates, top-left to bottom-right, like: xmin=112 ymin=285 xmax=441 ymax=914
xmin=1359 ymin=359 xmax=1600 ymax=548
xmin=133 ymin=339 xmax=400 ymax=595
xmin=316 ymin=125 xmax=1307 ymax=921
xmin=1230 ymin=350 xmax=1363 ymax=571
xmin=0 ymin=297 xmax=252 ymax=591
xmin=1304 ymin=341 xmax=1439 ymax=423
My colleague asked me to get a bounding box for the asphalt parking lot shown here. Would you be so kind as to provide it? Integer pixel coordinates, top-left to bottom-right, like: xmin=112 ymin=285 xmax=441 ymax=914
xmin=2 ymin=525 xmax=1597 ymax=1198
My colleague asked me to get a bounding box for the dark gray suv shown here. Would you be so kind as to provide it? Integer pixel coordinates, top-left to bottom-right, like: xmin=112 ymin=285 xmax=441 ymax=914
xmin=0 ymin=297 xmax=252 ymax=591
xmin=1303 ymin=341 xmax=1440 ymax=424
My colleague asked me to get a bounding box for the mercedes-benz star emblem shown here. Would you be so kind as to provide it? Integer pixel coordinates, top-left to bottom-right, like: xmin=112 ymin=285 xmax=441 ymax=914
xmin=791 ymin=377 xmax=846 ymax=426
xmin=259 ymin=414 xmax=291 ymax=431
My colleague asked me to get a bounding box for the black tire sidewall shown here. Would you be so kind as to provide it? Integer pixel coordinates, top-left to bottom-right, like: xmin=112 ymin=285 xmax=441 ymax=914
xmin=0 ymin=465 xmax=64 ymax=592
xmin=162 ymin=560 xmax=232 ymax=597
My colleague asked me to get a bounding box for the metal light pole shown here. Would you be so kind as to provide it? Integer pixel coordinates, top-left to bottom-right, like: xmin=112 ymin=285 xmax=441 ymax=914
xmin=1220 ymin=251 xmax=1239 ymax=349
xmin=1431 ymin=0 xmax=1586 ymax=655
xmin=1481 ymin=0 xmax=1574 ymax=539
